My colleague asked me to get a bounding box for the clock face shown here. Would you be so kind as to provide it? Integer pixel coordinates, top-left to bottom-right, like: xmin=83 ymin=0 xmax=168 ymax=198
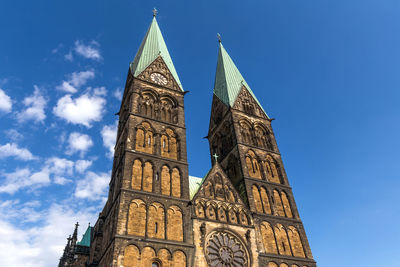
xmin=150 ymin=72 xmax=167 ymax=86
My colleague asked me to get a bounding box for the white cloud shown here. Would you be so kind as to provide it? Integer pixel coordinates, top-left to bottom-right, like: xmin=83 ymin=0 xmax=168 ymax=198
xmin=45 ymin=157 xmax=74 ymax=176
xmin=74 ymin=40 xmax=101 ymax=60
xmin=0 ymin=168 xmax=50 ymax=194
xmin=0 ymin=88 xmax=12 ymax=113
xmin=75 ymin=160 xmax=92 ymax=173
xmin=75 ymin=171 xmax=109 ymax=201
xmin=101 ymin=122 xmax=117 ymax=158
xmin=56 ymin=70 xmax=95 ymax=94
xmin=53 ymin=91 xmax=106 ymax=127
xmin=67 ymin=132 xmax=93 ymax=156
xmin=0 ymin=203 xmax=97 ymax=267
xmin=113 ymin=88 xmax=123 ymax=100
xmin=54 ymin=176 xmax=71 ymax=185
xmin=17 ymin=86 xmax=47 ymax=123
xmin=0 ymin=143 xmax=36 ymax=161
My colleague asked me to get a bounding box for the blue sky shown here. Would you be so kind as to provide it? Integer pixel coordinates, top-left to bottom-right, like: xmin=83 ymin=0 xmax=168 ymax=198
xmin=0 ymin=0 xmax=399 ymax=266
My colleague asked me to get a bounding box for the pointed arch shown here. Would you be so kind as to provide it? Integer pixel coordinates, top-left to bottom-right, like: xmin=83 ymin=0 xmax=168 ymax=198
xmin=172 ymin=250 xmax=186 ymax=267
xmin=260 ymin=187 xmax=272 ymax=214
xmin=206 ymin=203 xmax=216 ymax=220
xmin=252 ymin=185 xmax=263 ymax=213
xmin=260 ymin=221 xmax=278 ymax=254
xmin=127 ymin=199 xmax=146 ymax=236
xmin=239 ymin=119 xmax=252 ymax=145
xmin=123 ymin=245 xmax=140 ymax=267
xmin=228 ymin=207 xmax=238 ymax=224
xmin=195 ymin=201 xmax=205 ymax=218
xmin=273 ymin=190 xmax=285 ymax=217
xmin=147 ymin=202 xmax=165 ymax=239
xmin=167 ymin=205 xmax=183 ymax=241
xmin=274 ymin=224 xmax=292 ymax=256
xmin=131 ymin=159 xmax=142 ymax=190
xmin=239 ymin=210 xmax=249 ymax=225
xmin=281 ymin=191 xmax=293 ymax=218
xmin=171 ymin=168 xmax=181 ymax=197
xmin=217 ymin=205 xmax=227 ymax=222
xmin=288 ymin=226 xmax=306 ymax=258
xmin=143 ymin=161 xmax=153 ymax=192
xmin=204 ymin=181 xmax=214 ymax=198
xmin=161 ymin=165 xmax=170 ymax=196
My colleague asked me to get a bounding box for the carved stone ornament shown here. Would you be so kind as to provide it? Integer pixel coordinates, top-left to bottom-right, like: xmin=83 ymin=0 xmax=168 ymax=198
xmin=205 ymin=231 xmax=250 ymax=267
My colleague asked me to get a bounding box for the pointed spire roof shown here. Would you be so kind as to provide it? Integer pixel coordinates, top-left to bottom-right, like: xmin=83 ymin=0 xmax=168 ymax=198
xmin=213 ymin=42 xmax=268 ymax=117
xmin=130 ymin=16 xmax=183 ymax=91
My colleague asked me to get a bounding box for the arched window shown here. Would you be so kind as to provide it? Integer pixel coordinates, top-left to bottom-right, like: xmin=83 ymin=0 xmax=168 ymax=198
xmin=124 ymin=245 xmax=140 ymax=267
xmin=161 ymin=165 xmax=170 ymax=196
xmin=171 ymin=168 xmax=181 ymax=197
xmin=206 ymin=204 xmax=216 ymax=220
xmin=127 ymin=199 xmax=146 ymax=236
xmin=246 ymin=151 xmax=262 ymax=179
xmin=228 ymin=208 xmax=238 ymax=224
xmin=288 ymin=226 xmax=306 ymax=258
xmin=273 ymin=190 xmax=285 ymax=217
xmin=281 ymin=191 xmax=293 ymax=218
xmin=157 ymin=249 xmax=170 ymax=267
xmin=147 ymin=202 xmax=165 ymax=239
xmin=172 ymin=251 xmax=187 ymax=267
xmin=161 ymin=128 xmax=178 ymax=160
xmin=260 ymin=222 xmax=278 ymax=254
xmin=240 ymin=121 xmax=252 ymax=144
xmin=195 ymin=202 xmax=205 ymax=218
xmin=167 ymin=206 xmax=183 ymax=241
xmin=260 ymin=187 xmax=272 ymax=214
xmin=265 ymin=155 xmax=281 ymax=184
xmin=252 ymin=185 xmax=263 ymax=213
xmin=135 ymin=122 xmax=154 ymax=154
xmin=274 ymin=224 xmax=292 ymax=256
xmin=131 ymin=159 xmax=142 ymax=190
xmin=143 ymin=162 xmax=153 ymax=192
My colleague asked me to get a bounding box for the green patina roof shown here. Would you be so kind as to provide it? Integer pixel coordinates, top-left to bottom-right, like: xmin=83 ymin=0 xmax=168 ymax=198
xmin=76 ymin=226 xmax=92 ymax=247
xmin=189 ymin=176 xmax=204 ymax=200
xmin=130 ymin=16 xmax=183 ymax=91
xmin=214 ymin=42 xmax=268 ymax=117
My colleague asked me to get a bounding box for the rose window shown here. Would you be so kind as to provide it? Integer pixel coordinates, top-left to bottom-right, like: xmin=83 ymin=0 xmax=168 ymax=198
xmin=205 ymin=231 xmax=249 ymax=267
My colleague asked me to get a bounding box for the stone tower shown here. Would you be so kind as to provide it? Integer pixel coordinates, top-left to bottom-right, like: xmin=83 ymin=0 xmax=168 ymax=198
xmin=87 ymin=14 xmax=193 ymax=267
xmin=206 ymin=41 xmax=317 ymax=267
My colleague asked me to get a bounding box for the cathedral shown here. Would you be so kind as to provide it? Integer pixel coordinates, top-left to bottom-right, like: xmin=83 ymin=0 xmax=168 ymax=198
xmin=59 ymin=12 xmax=316 ymax=267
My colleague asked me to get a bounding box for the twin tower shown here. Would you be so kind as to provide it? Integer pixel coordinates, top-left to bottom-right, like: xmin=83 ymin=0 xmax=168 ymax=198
xmin=66 ymin=15 xmax=316 ymax=267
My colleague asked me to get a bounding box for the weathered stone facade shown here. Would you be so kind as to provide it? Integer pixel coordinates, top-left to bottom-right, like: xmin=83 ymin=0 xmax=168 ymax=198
xmin=59 ymin=15 xmax=316 ymax=267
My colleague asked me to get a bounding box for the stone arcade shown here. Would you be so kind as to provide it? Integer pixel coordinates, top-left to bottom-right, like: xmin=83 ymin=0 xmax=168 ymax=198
xmin=59 ymin=13 xmax=316 ymax=267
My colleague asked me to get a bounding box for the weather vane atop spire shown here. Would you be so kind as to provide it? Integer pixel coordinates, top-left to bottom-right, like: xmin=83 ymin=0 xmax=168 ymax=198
xmin=153 ymin=8 xmax=157 ymax=17
xmin=217 ymin=33 xmax=222 ymax=43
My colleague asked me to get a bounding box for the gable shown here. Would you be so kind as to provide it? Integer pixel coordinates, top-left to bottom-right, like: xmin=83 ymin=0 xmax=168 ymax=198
xmin=193 ymin=163 xmax=244 ymax=205
xmin=136 ymin=56 xmax=182 ymax=92
xmin=233 ymin=85 xmax=268 ymax=119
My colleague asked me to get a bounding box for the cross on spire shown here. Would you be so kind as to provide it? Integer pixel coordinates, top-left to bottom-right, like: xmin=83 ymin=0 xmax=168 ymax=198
xmin=213 ymin=153 xmax=219 ymax=162
xmin=153 ymin=8 xmax=157 ymax=17
xmin=217 ymin=33 xmax=222 ymax=43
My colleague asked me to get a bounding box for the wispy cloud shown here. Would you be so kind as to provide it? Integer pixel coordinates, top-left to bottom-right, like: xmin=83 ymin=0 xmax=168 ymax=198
xmin=0 ymin=168 xmax=50 ymax=194
xmin=53 ymin=89 xmax=106 ymax=128
xmin=0 ymin=143 xmax=37 ymax=161
xmin=74 ymin=40 xmax=102 ymax=60
xmin=0 ymin=88 xmax=12 ymax=113
xmin=17 ymin=86 xmax=47 ymax=123
xmin=67 ymin=132 xmax=93 ymax=156
xmin=74 ymin=171 xmax=109 ymax=201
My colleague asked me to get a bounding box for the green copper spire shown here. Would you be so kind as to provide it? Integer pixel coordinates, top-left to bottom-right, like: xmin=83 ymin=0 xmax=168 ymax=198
xmin=213 ymin=42 xmax=268 ymax=117
xmin=130 ymin=15 xmax=183 ymax=91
